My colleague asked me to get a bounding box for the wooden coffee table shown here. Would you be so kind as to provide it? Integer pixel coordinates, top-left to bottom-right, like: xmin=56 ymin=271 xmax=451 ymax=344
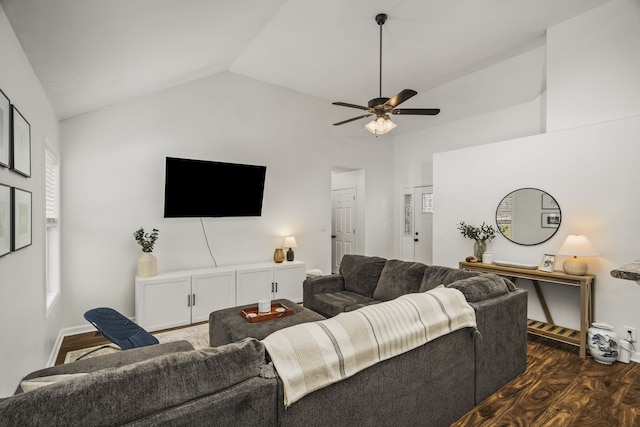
xmin=208 ymin=299 xmax=325 ymax=347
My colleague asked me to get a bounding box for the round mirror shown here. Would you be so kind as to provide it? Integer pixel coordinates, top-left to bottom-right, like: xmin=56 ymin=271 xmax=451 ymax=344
xmin=495 ymin=188 xmax=561 ymax=246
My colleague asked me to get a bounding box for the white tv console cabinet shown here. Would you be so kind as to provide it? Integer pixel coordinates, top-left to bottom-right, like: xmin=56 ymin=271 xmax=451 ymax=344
xmin=135 ymin=260 xmax=306 ymax=332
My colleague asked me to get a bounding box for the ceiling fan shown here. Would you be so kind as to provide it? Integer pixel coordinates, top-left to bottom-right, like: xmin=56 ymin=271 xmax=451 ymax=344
xmin=332 ymin=13 xmax=440 ymax=135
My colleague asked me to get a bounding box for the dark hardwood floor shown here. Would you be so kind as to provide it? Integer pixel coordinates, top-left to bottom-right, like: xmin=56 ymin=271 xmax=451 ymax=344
xmin=453 ymin=335 xmax=640 ymax=426
xmin=56 ymin=331 xmax=640 ymax=426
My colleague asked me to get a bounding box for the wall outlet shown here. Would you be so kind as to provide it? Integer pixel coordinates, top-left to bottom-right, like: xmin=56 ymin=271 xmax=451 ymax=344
xmin=624 ymin=326 xmax=637 ymax=343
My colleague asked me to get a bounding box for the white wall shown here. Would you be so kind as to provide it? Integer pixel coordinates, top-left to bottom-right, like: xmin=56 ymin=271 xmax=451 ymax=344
xmin=434 ymin=115 xmax=640 ymax=337
xmin=392 ymin=43 xmax=548 ymax=257
xmin=421 ymin=0 xmax=640 ymax=356
xmin=0 ymin=7 xmax=62 ymax=396
xmin=547 ymin=0 xmax=640 ymax=131
xmin=60 ymin=71 xmax=394 ymax=329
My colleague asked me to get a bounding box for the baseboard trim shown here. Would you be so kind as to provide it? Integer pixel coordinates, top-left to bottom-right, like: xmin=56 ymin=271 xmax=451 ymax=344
xmin=45 ymin=317 xmax=138 ymax=367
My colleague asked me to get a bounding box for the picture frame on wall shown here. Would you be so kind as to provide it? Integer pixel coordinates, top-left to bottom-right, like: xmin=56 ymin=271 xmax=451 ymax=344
xmin=11 ymin=105 xmax=31 ymax=177
xmin=0 ymin=183 xmax=10 ymax=257
xmin=541 ymin=212 xmax=560 ymax=228
xmin=12 ymin=187 xmax=31 ymax=251
xmin=541 ymin=193 xmax=559 ymax=209
xmin=538 ymin=254 xmax=556 ymax=272
xmin=0 ymin=89 xmax=10 ymax=168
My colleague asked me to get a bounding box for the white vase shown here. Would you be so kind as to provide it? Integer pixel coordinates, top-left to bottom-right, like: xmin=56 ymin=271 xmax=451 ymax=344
xmin=587 ymin=322 xmax=619 ymax=364
xmin=138 ymin=252 xmax=158 ymax=277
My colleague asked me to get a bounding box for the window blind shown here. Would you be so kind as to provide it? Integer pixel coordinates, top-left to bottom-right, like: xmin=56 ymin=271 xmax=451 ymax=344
xmin=45 ymin=148 xmax=59 ymax=225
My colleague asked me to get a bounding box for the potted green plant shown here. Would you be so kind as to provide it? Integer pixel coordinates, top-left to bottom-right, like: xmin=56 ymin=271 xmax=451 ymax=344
xmin=457 ymin=221 xmax=496 ymax=261
xmin=133 ymin=227 xmax=159 ymax=277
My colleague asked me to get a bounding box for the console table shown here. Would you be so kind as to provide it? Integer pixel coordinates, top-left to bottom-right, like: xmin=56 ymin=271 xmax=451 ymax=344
xmin=459 ymin=261 xmax=595 ymax=358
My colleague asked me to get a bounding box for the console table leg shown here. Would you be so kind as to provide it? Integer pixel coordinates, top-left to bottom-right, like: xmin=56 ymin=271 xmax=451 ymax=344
xmin=532 ymin=280 xmax=554 ymax=325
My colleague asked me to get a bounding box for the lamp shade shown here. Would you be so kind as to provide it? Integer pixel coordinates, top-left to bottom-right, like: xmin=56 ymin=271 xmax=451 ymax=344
xmin=557 ymin=235 xmax=600 ymax=257
xmin=283 ymin=236 xmax=297 ymax=248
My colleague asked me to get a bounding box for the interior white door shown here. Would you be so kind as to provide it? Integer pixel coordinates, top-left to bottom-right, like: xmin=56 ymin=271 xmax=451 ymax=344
xmin=400 ymin=186 xmax=433 ymax=264
xmin=401 ymin=188 xmax=415 ymax=261
xmin=413 ymin=186 xmax=433 ymax=265
xmin=331 ymin=188 xmax=356 ymax=273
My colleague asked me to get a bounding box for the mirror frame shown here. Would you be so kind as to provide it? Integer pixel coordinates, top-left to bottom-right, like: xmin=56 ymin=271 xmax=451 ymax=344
xmin=495 ymin=187 xmax=561 ymax=246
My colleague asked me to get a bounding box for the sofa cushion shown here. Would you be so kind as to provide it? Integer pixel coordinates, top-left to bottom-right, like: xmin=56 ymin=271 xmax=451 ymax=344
xmin=373 ymin=260 xmax=427 ymax=301
xmin=309 ymin=291 xmax=378 ymax=317
xmin=340 ymin=255 xmax=386 ymax=298
xmin=420 ymin=265 xmax=484 ymax=292
xmin=446 ymin=274 xmax=510 ymax=302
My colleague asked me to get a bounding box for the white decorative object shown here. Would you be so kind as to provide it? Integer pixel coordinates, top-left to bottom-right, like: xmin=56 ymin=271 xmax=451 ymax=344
xmin=258 ymin=298 xmax=271 ymax=313
xmin=482 ymin=252 xmax=494 ymax=264
xmin=137 ymin=253 xmax=158 ymax=278
xmin=619 ymin=339 xmax=632 ymax=364
xmin=493 ymin=260 xmax=538 ymax=270
xmin=587 ymin=322 xmax=619 ymax=364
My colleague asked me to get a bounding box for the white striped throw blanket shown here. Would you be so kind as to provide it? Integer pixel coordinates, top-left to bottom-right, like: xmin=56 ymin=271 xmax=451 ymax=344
xmin=262 ymin=287 xmax=477 ymax=406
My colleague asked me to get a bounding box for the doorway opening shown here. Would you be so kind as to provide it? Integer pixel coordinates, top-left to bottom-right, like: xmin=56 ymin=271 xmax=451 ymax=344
xmin=331 ymin=168 xmax=365 ymax=273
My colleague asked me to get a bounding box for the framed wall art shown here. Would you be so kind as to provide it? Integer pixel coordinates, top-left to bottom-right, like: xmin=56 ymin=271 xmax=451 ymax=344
xmin=538 ymin=254 xmax=557 ymax=272
xmin=0 ymin=89 xmax=9 ymax=168
xmin=0 ymin=183 xmax=10 ymax=257
xmin=11 ymin=105 xmax=31 ymax=177
xmin=541 ymin=193 xmax=559 ymax=209
xmin=541 ymin=212 xmax=561 ymax=228
xmin=12 ymin=187 xmax=31 ymax=251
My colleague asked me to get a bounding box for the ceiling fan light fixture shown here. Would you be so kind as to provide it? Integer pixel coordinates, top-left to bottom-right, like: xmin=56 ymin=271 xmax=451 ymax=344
xmin=365 ymin=115 xmax=396 ymax=135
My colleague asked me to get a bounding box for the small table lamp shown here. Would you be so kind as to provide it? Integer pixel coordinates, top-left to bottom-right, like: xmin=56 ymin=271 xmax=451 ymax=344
xmin=557 ymin=235 xmax=600 ymax=275
xmin=283 ymin=236 xmax=297 ymax=261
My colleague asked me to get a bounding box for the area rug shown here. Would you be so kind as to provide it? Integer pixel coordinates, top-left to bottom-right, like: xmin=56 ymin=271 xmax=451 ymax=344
xmin=63 ymin=323 xmax=210 ymax=364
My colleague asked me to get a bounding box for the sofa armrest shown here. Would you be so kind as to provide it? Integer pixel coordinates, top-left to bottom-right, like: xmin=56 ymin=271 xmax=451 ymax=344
xmin=16 ymin=340 xmax=194 ymax=394
xmin=470 ymin=289 xmax=528 ymax=403
xmin=303 ymin=275 xmax=345 ymax=298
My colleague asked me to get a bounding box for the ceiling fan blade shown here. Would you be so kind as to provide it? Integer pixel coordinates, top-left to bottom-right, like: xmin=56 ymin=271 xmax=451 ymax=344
xmin=332 ymin=102 xmax=370 ymax=111
xmin=333 ymin=114 xmax=373 ymax=126
xmin=384 ymin=89 xmax=418 ymax=108
xmin=392 ymin=108 xmax=440 ymax=116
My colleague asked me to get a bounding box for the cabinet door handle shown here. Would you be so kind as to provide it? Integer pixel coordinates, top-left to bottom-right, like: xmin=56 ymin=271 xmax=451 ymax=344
xmin=187 ymin=294 xmax=191 ymax=307
xmin=275 ymin=282 xmax=278 ymax=293
xmin=192 ymin=294 xmax=196 ymax=306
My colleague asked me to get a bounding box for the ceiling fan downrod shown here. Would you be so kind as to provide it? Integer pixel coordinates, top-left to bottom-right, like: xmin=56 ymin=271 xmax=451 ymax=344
xmin=376 ymin=13 xmax=386 ymax=101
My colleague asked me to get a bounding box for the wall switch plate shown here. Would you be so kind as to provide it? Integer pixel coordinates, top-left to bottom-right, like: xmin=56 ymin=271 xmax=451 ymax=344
xmin=624 ymin=326 xmax=637 ymax=343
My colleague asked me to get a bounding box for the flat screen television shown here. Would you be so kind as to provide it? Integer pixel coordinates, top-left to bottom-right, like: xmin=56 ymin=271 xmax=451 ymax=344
xmin=164 ymin=157 xmax=267 ymax=218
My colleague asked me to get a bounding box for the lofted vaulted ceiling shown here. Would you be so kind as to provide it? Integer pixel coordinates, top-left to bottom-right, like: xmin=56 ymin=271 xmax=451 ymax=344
xmin=1 ymin=0 xmax=611 ymax=131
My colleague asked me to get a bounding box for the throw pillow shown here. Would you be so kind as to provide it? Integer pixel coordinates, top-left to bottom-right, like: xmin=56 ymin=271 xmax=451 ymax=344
xmin=340 ymin=255 xmax=387 ymax=297
xmin=446 ymin=274 xmax=509 ymax=302
xmin=373 ymin=259 xmax=427 ymax=301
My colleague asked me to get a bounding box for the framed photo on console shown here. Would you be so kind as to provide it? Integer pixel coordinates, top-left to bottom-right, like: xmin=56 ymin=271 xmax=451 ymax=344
xmin=11 ymin=105 xmax=31 ymax=177
xmin=12 ymin=187 xmax=31 ymax=251
xmin=0 ymin=183 xmax=10 ymax=257
xmin=538 ymin=254 xmax=556 ymax=272
xmin=0 ymin=89 xmax=10 ymax=168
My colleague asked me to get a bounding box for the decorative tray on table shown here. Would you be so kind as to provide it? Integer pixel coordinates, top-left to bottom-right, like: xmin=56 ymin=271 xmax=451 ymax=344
xmin=240 ymin=302 xmax=293 ymax=323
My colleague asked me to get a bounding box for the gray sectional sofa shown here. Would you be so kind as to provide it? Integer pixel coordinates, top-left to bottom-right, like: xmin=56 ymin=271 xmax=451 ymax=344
xmin=0 ymin=255 xmax=528 ymax=426
xmin=304 ymin=254 xmax=529 ymax=403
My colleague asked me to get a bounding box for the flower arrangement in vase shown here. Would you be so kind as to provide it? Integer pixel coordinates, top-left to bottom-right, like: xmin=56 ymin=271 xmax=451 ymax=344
xmin=457 ymin=221 xmax=496 ymax=262
xmin=133 ymin=227 xmax=159 ymax=277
